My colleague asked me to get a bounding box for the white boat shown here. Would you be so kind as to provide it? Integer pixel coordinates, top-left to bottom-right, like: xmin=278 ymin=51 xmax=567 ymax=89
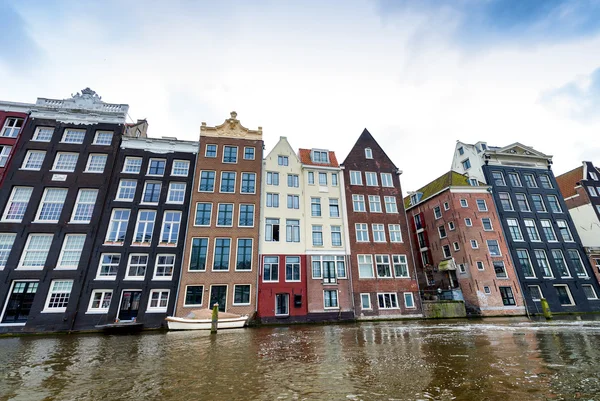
xmin=165 ymin=310 xmax=248 ymax=330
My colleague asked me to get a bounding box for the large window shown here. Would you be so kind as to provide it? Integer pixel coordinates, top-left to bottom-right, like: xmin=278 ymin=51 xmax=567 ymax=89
xmin=36 ymin=188 xmax=68 ymax=222
xmin=499 ymin=287 xmax=516 ymax=306
xmin=557 ymin=220 xmax=573 ymax=241
xmin=87 ymin=290 xmax=112 ymax=313
xmin=93 ymin=131 xmax=113 ymax=145
xmin=217 ymin=204 xmax=234 ymax=226
xmin=19 ymin=234 xmax=53 ymax=269
xmin=498 ymin=193 xmax=513 ymax=211
xmin=85 ymin=154 xmax=108 ymax=173
xmin=350 ymin=171 xmax=362 ymax=185
xmin=285 ymin=256 xmax=301 ymax=281
xmin=539 ymin=174 xmax=553 ymax=189
xmin=220 ymin=172 xmax=236 ymax=193
xmin=0 ymin=146 xmax=11 ymax=168
xmin=506 ymin=218 xmax=523 ymax=241
xmin=319 ymin=172 xmax=327 ymax=186
xmin=523 ymin=174 xmax=537 ymax=188
xmin=353 ymin=195 xmax=365 ymax=212
xmin=97 ymin=253 xmax=121 ymax=279
xmin=378 ymin=293 xmax=398 ymax=309
xmin=356 ymin=223 xmax=369 ymax=242
xmin=567 ymin=249 xmax=587 ymax=277
xmin=515 ymin=194 xmax=530 ymax=212
xmin=358 ymin=254 xmax=374 ymax=278
xmin=185 ymin=286 xmax=203 ymax=306
xmin=126 ymin=254 xmax=148 ymax=279
xmin=154 ymin=254 xmax=175 ymax=279
xmin=167 ymin=182 xmax=186 ymax=204
xmin=381 ymin=173 xmax=393 ymax=187
xmin=286 ymin=219 xmax=300 ymax=242
xmin=57 ymin=234 xmax=85 ymax=269
xmin=171 ymin=160 xmax=190 ymax=176
xmin=133 ymin=210 xmax=156 ymax=245
xmin=195 ymin=203 xmax=212 ymax=226
xmin=507 ymin=173 xmax=521 ymax=187
xmin=551 ymin=249 xmax=570 ymax=277
xmin=1 ymin=118 xmax=23 ymax=137
xmin=368 ymin=195 xmax=382 ymax=212
xmin=311 ymin=197 xmax=321 ymax=216
xmin=324 ymin=290 xmax=338 ymax=308
xmin=384 ymin=196 xmax=398 ymax=213
xmin=311 ymin=150 xmax=329 ymax=163
xmin=534 ymin=249 xmax=553 ymax=278
xmin=0 ymin=233 xmax=16 ymax=269
xmin=375 ymin=255 xmax=392 ymax=277
xmin=487 ymin=240 xmax=501 ymax=256
xmin=61 ymin=129 xmax=85 ymax=144
xmin=547 ymin=195 xmax=562 ymax=213
xmin=142 ymin=182 xmax=161 ymax=204
xmin=199 ymin=171 xmax=216 ymax=192
xmin=160 ymin=211 xmax=181 ymax=245
xmin=32 ymin=127 xmax=54 ymax=142
xmin=516 ymin=249 xmax=535 ymax=278
xmin=116 ymin=180 xmax=137 ymax=201
xmin=233 ymin=285 xmax=251 ymax=305
xmin=265 ymin=218 xmax=280 ymax=242
xmin=287 ymin=174 xmax=299 ymax=187
xmin=222 ymin=146 xmax=238 ymax=163
xmin=389 ymin=224 xmax=402 ymax=242
xmin=331 ymin=226 xmax=342 ymax=246
xmin=276 ymin=294 xmax=289 ymax=316
xmin=244 ymin=147 xmax=255 ymax=160
xmin=105 ymin=209 xmax=130 ymax=244
xmin=71 ymin=189 xmax=98 ymax=223
xmin=311 ymin=255 xmax=345 ymax=280
xmin=393 ymin=255 xmax=409 ymax=277
xmin=531 ymin=194 xmax=546 ymax=212
xmin=236 ymin=238 xmax=252 ymax=270
xmin=189 ymin=238 xmax=209 ymax=271
xmin=43 ymin=280 xmax=73 ymax=312
xmin=52 ymin=152 xmax=79 ymax=172
xmin=554 ymin=285 xmax=574 ymax=306
xmin=477 ymin=199 xmax=488 ymax=211
xmin=2 ymin=186 xmax=33 ymax=222
xmin=372 ymin=224 xmax=386 ymax=242
xmin=263 ymin=256 xmax=279 ymax=282
xmin=147 ymin=290 xmax=169 ymax=312
xmin=287 ymin=195 xmax=300 ymax=209
xmin=21 ymin=150 xmax=45 ymax=170
xmin=329 ymin=198 xmax=340 ymax=217
xmin=312 ymin=225 xmax=323 ymax=246
xmin=524 ymin=219 xmax=541 ymax=241
xmin=123 ymin=157 xmax=142 ymax=174
xmin=583 ymin=285 xmax=598 ymax=300
xmin=241 ymin=172 xmax=256 ymax=193
xmin=266 ymin=193 xmax=279 ymax=208
xmin=266 ymin=171 xmax=279 ymax=186
xmin=147 ymin=159 xmax=166 ymax=176
xmin=365 ymin=172 xmax=378 ymax=186
xmin=492 ymin=171 xmax=506 ymax=186
xmin=205 ymin=144 xmax=217 ymax=158
xmin=213 ymin=239 xmax=231 ymax=270
xmin=239 ymin=204 xmax=254 ymax=227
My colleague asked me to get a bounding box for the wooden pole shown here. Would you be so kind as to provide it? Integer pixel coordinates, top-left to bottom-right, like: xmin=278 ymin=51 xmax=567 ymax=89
xmin=211 ymin=303 xmax=219 ymax=333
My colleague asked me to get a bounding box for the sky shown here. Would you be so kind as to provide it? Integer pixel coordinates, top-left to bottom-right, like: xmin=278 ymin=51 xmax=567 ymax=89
xmin=2 ymin=0 xmax=600 ymax=191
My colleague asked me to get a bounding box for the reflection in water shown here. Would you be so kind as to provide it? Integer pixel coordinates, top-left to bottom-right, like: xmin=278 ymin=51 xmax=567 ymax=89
xmin=2 ymin=318 xmax=600 ymax=400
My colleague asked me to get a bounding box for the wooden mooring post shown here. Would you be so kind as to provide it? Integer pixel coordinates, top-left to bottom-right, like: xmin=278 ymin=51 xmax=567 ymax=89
xmin=540 ymin=298 xmax=552 ymax=320
xmin=211 ymin=303 xmax=219 ymax=333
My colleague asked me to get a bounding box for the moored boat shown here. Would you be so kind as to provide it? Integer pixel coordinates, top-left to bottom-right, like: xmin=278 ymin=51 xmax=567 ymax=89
xmin=165 ymin=309 xmax=248 ymax=330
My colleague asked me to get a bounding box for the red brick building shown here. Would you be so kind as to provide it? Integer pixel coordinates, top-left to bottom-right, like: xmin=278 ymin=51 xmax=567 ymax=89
xmin=0 ymin=102 xmax=31 ymax=186
xmin=341 ymin=129 xmax=421 ymax=319
xmin=405 ymin=171 xmax=525 ymax=316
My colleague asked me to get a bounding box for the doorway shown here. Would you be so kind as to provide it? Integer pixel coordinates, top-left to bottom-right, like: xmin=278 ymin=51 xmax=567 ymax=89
xmin=118 ymin=290 xmax=142 ymax=321
xmin=209 ymin=285 xmax=227 ymax=312
xmin=1 ymin=281 xmax=39 ymax=324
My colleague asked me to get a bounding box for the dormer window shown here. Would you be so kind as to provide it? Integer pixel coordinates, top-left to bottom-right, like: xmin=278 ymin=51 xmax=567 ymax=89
xmin=458 ymin=147 xmax=464 ymax=156
xmin=462 ymin=159 xmax=471 ymax=170
xmin=410 ymin=192 xmax=423 ymax=206
xmin=311 ymin=150 xmax=329 ymax=164
xmin=469 ymin=178 xmax=478 ymax=186
xmin=590 ymin=171 xmax=599 ymax=181
xmin=365 ymin=148 xmax=373 ymax=159
xmin=481 ymin=143 xmax=487 ymax=150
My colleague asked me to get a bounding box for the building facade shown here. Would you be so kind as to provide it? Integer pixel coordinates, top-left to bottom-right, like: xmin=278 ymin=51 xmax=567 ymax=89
xmin=73 ymin=136 xmax=197 ymax=330
xmin=257 ymin=137 xmax=309 ymax=323
xmin=342 ymin=129 xmax=421 ymax=319
xmin=175 ymin=112 xmax=263 ymax=318
xmin=405 ymin=171 xmax=525 ymax=316
xmin=453 ymin=142 xmax=600 ymax=313
xmin=0 ymin=102 xmax=31 ymax=186
xmin=0 ymin=89 xmax=129 ymax=333
xmin=298 ymin=148 xmax=353 ymax=321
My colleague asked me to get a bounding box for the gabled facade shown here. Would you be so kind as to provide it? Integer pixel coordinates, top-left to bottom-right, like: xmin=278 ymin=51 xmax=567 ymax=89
xmin=73 ymin=137 xmax=197 ymax=330
xmin=405 ymin=171 xmax=525 ymax=316
xmin=0 ymin=101 xmax=32 ymax=186
xmin=453 ymin=142 xmax=600 ymax=313
xmin=257 ymin=137 xmax=308 ymax=323
xmin=298 ymin=147 xmax=353 ymax=321
xmin=0 ymin=89 xmax=129 ymax=333
xmin=175 ymin=112 xmax=263 ymax=318
xmin=342 ymin=129 xmax=421 ymax=319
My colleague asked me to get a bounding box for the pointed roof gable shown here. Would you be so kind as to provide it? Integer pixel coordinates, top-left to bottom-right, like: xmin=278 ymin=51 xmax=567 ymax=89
xmin=265 ymin=136 xmax=301 ymax=163
xmin=341 ymin=128 xmax=398 ymax=169
xmin=556 ymin=165 xmax=584 ymax=199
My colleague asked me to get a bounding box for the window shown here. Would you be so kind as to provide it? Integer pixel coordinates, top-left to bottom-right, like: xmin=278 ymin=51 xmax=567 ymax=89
xmin=142 ymin=182 xmax=161 ymax=204
xmin=534 ymin=249 xmax=553 ymax=278
xmin=539 ymin=174 xmax=553 ymax=189
xmin=205 ymin=144 xmax=217 ymax=158
xmin=516 ymin=249 xmax=535 ymax=278
xmin=312 ymin=225 xmax=323 ymax=246
xmin=332 ymin=173 xmax=338 ymax=186
xmin=554 ymin=285 xmax=574 ymax=306
xmin=217 ymin=204 xmax=234 ymax=226
xmin=287 ymin=174 xmax=299 ymax=187
xmin=326 ymin=225 xmax=341 ymax=247
xmin=222 ymin=146 xmax=238 ymax=163
xmin=492 ymin=171 xmax=506 ymax=186
xmin=547 ymin=195 xmax=562 ymax=213
xmin=530 ymin=194 xmax=546 ymax=212
xmin=465 ymin=218 xmax=473 ymax=226
xmin=448 ymin=221 xmax=456 ymax=231
xmin=324 ymin=290 xmax=338 ymax=308
xmin=369 ymin=195 xmax=382 ymax=212
xmin=389 ymin=224 xmax=402 ymax=242
xmin=438 ymin=225 xmax=447 ymax=238
xmin=529 ymin=285 xmax=543 ymax=301
xmin=404 ymin=293 xmax=415 ymax=308
xmin=2 ymin=186 xmax=33 ymax=222
xmin=499 ymin=193 xmax=513 ymax=211
xmin=148 ymin=290 xmax=170 ymax=312
xmin=123 ymin=157 xmax=142 ymax=174
xmin=85 ymin=154 xmax=107 ymax=173
xmin=356 ymin=223 xmax=369 ymax=242
xmin=199 ymin=171 xmax=216 ymax=192
xmin=458 ymin=146 xmax=464 ymax=155
xmin=524 ymin=219 xmax=541 ymax=241
xmin=87 ymin=290 xmax=112 ymax=313
xmin=213 ymin=238 xmax=231 ymax=270
xmin=521 ymin=174 xmax=537 ymax=188
xmin=220 ymin=172 xmax=236 ymax=193
xmin=358 ymin=254 xmax=374 ymax=278
xmin=557 ymin=220 xmax=573 ymax=241
xmin=52 ymin=152 xmax=78 ymax=172
xmin=265 ymin=219 xmax=280 ymax=242
xmin=443 ymin=245 xmax=451 ymax=258
xmin=443 ymin=202 xmax=450 ymax=211
xmin=461 ymin=159 xmax=471 ymax=170
xmin=286 ymin=219 xmax=300 ymax=242
xmin=154 ymin=255 xmax=175 ymax=279
xmin=235 ymin=239 xmax=252 ymax=270
xmin=0 ymin=233 xmax=16 ymax=269
xmin=365 ymin=148 xmax=373 ymax=158
xmin=189 ymin=238 xmax=209 ymax=271
xmin=194 ymin=203 xmax=212 ymax=226
xmin=433 ymin=206 xmax=442 ymax=219
xmin=551 ymin=249 xmax=570 ymax=277
xmin=378 ymin=293 xmax=398 ymax=309
xmin=499 ymin=287 xmax=516 ymax=306
xmin=506 ymin=218 xmax=524 ymax=241
xmin=266 ymin=193 xmax=279 ymax=208
xmin=105 ymin=209 xmax=130 ymax=244
xmin=171 ymin=160 xmax=190 ymax=176
xmin=515 ymin=194 xmax=530 ymax=212
xmin=460 ymin=199 xmax=468 ymax=207
xmin=319 ymin=172 xmax=327 ymax=186
xmin=493 ymin=261 xmax=507 ymax=278
xmin=393 ymin=255 xmax=409 ymax=277
xmin=36 ymin=188 xmax=68 ymax=222
xmin=241 ymin=172 xmax=256 ymax=193
xmin=311 ymin=150 xmax=328 ymax=163
xmin=244 ymin=147 xmax=255 ymax=160
xmin=589 ymin=186 xmax=598 ymax=197
xmin=591 ymin=171 xmax=599 ymax=181
xmin=353 ymin=195 xmax=365 ymax=212
xmin=286 ymin=256 xmax=301 ymax=281
xmin=361 ymin=294 xmax=371 ymax=309
xmin=508 ymin=173 xmax=522 ymax=187
xmin=365 ymin=172 xmax=378 ymax=186
xmin=239 ymin=204 xmax=254 ymax=227
xmin=233 ymin=285 xmax=251 ymax=305
xmin=97 ymin=253 xmax=121 ymax=279
xmin=93 ymin=131 xmax=113 ymax=145
xmin=116 ymin=180 xmax=137 ymax=201
xmin=567 ymin=249 xmax=587 ymax=277
xmin=372 ymin=224 xmax=386 ymax=242
xmin=481 ymin=218 xmax=493 ymax=231
xmin=487 ymin=240 xmax=501 ymax=257
xmin=266 ymin=171 xmax=279 ymax=186
xmin=133 ymin=210 xmax=156 ymax=245
xmin=263 ymin=256 xmax=279 ymax=282
xmin=275 ymin=293 xmax=289 ymax=316
xmin=0 ymin=117 xmax=22 ymax=137
xmin=21 ymin=150 xmax=45 ymax=170
xmin=327 ymin=198 xmax=340 ymax=217
xmin=540 ymin=220 xmax=557 ymax=241
xmin=458 ymin=264 xmax=466 ymax=273
xmin=311 ymin=197 xmax=321 ymax=216
xmin=381 ymin=173 xmax=393 ymax=187
xmin=484 ymin=286 xmax=491 ymax=294
xmin=126 ymin=254 xmax=148 ymax=279
xmin=384 ymin=196 xmax=398 ymax=213
xmin=43 ymin=280 xmax=73 ymax=312
xmin=160 ymin=211 xmax=181 ymax=245
xmin=61 ymin=129 xmax=85 ymax=144
xmin=167 ymin=182 xmax=186 ymax=204
xmin=583 ymin=285 xmax=598 ymax=300
xmin=308 ymin=171 xmax=314 ymax=184
xmin=453 ymin=242 xmax=460 ymax=251
xmin=0 ymin=146 xmax=10 ymax=168
xmin=56 ymin=234 xmax=85 ymax=269
xmin=184 ymin=286 xmax=203 ymax=306
xmin=476 ymin=261 xmax=485 ymax=271
xmin=32 ymin=127 xmax=54 ymax=142
xmin=70 ymin=189 xmax=98 ymax=223
xmin=476 ymin=199 xmax=488 ymax=211
xmin=287 ymin=195 xmax=300 ymax=209
xmin=147 ymin=159 xmax=166 ymax=176
xmin=469 ymin=178 xmax=479 ymax=186
xmin=350 ymin=171 xmax=362 ymax=185
xmin=470 ymin=239 xmax=479 ymax=249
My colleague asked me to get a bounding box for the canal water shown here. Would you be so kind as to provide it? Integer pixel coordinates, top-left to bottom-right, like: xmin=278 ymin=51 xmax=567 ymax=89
xmin=1 ymin=318 xmax=600 ymax=401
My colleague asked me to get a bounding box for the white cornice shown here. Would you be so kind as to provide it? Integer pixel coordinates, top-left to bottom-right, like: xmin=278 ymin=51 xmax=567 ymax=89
xmin=122 ymin=137 xmax=199 ymax=154
xmin=0 ymin=100 xmax=33 ymax=113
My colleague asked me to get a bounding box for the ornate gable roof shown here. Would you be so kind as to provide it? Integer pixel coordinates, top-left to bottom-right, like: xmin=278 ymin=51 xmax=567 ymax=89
xmin=200 ymin=111 xmax=262 ymax=140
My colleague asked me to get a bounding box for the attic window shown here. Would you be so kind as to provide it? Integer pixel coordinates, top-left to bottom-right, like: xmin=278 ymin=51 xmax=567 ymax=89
xmin=590 ymin=172 xmax=599 ymax=181
xmin=462 ymin=159 xmax=471 ymax=170
xmin=458 ymin=147 xmax=464 ymax=156
xmin=469 ymin=178 xmax=478 ymax=186
xmin=481 ymin=144 xmax=487 ymax=150
xmin=410 ymin=192 xmax=422 ymax=205
xmin=311 ymin=150 xmax=329 ymax=164
xmin=365 ymin=148 xmax=373 ymax=159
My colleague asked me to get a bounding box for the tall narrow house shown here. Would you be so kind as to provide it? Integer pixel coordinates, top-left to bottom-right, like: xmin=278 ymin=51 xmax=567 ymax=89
xmin=0 ymin=89 xmax=129 ymax=333
xmin=175 ymin=112 xmax=263 ymax=317
xmin=0 ymin=101 xmax=31 ymax=186
xmin=341 ymin=129 xmax=421 ymax=319
xmin=453 ymin=142 xmax=600 ymax=313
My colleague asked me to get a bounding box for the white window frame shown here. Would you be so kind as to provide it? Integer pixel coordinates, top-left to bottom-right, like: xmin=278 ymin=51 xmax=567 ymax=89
xmin=1 ymin=186 xmax=33 ymax=222
xmin=146 ymin=158 xmax=167 ymax=176
xmin=368 ymin=195 xmax=382 ymax=213
xmin=86 ymin=290 xmax=113 ymax=314
xmin=476 ymin=199 xmax=488 ymax=211
xmin=365 ymin=148 xmax=373 ymax=159
xmin=222 ymin=145 xmax=238 ymax=164
xmin=93 ymin=130 xmax=113 ymax=145
xmin=476 ymin=261 xmax=485 ymax=271
xmin=153 ymin=254 xmax=175 ymax=280
xmin=582 ymin=284 xmax=598 ymax=300
xmin=125 ymin=253 xmax=148 ymax=280
xmin=116 ymin=179 xmax=137 ymax=202
xmin=52 ymin=152 xmax=79 ymax=172
xmin=21 ymin=150 xmax=46 ymax=170
xmin=70 ymin=188 xmax=98 ymax=223
xmin=104 ymin=209 xmax=130 ymax=245
xmin=32 ymin=126 xmax=54 ymax=142
xmin=554 ymin=284 xmax=575 ymax=306
xmin=166 ymin=182 xmax=186 ymax=204
xmin=377 ymin=292 xmax=399 ymax=309
xmin=141 ymin=181 xmax=161 ymax=204
xmin=96 ymin=253 xmax=121 ymax=280
xmin=0 ymin=233 xmax=16 ymax=270
xmin=122 ymin=157 xmax=143 ymax=174
xmin=352 ymin=194 xmax=365 ymax=212
xmin=465 ymin=218 xmax=473 ymax=226
xmin=133 ymin=210 xmax=157 ymax=246
xmin=360 ymin=293 xmax=372 ymax=309
xmin=232 ymin=284 xmax=252 ymax=306
xmin=171 ymin=160 xmax=190 ymax=176
xmin=84 ymin=153 xmax=108 ymax=173
xmin=460 ymin=199 xmax=468 ymax=207
xmin=56 ymin=234 xmax=86 ymax=270
xmin=365 ymin=172 xmax=378 ymax=186
xmin=381 ymin=173 xmax=393 ymax=187
xmin=17 ymin=234 xmax=53 ymax=270
xmin=183 ymin=285 xmax=204 ymax=307
xmin=384 ymin=196 xmax=398 ymax=213
xmin=393 ymin=254 xmax=409 ymax=278
xmin=147 ymin=289 xmax=170 ymax=313
xmin=34 ymin=188 xmax=68 ymax=223
xmin=61 ymin=128 xmax=86 ymax=144
xmin=404 ymin=292 xmax=416 ymax=309
xmin=349 ymin=171 xmax=362 ymax=185
xmin=389 ymin=224 xmax=402 ymax=243
xmin=372 ymin=224 xmax=386 ymax=243
xmin=357 ymin=254 xmax=374 ymax=278
xmin=159 ymin=211 xmax=181 ymax=246
xmin=205 ymin=144 xmax=217 ymax=158
xmin=42 ymin=280 xmax=73 ymax=313
xmin=470 ymin=239 xmax=478 ymax=249
xmin=323 ymin=289 xmax=339 ymax=309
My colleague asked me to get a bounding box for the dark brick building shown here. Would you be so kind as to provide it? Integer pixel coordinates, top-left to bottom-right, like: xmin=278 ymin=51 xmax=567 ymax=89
xmin=0 ymin=102 xmax=31 ymax=186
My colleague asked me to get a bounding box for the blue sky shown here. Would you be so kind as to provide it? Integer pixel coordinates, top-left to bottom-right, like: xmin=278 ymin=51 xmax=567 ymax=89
xmin=1 ymin=0 xmax=600 ymax=190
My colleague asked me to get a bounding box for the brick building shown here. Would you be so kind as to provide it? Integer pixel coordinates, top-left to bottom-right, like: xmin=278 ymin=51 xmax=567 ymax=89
xmin=175 ymin=112 xmax=263 ymax=318
xmin=341 ymin=129 xmax=421 ymax=319
xmin=405 ymin=171 xmax=525 ymax=316
xmin=0 ymin=101 xmax=31 ymax=186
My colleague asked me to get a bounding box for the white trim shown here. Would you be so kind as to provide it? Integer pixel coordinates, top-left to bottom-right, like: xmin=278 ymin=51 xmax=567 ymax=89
xmin=125 ymin=253 xmax=148 ymax=281
xmin=115 ymin=179 xmax=137 ymax=202
xmin=183 ymin=285 xmax=204 ymax=307
xmin=262 ymin=255 xmax=280 ymax=282
xmin=56 ymin=234 xmax=86 ymax=270
xmin=170 ymin=159 xmax=190 ymax=177
xmin=122 ymin=156 xmax=143 ymax=174
xmin=240 ymin=172 xmax=257 ymax=194
xmin=198 ymin=170 xmax=216 ymax=193
xmin=232 ymin=284 xmax=252 ymax=306
xmin=132 ymin=209 xmax=157 ymax=246
xmin=140 ymin=181 xmax=161 ymax=205
xmin=158 ymin=210 xmax=182 ymax=246
xmin=146 ymin=158 xmax=167 ymax=177
xmin=153 ymin=254 xmax=176 ymax=280
xmin=403 ymin=292 xmax=416 ymax=309
xmin=221 ymin=145 xmax=239 ymax=164
xmin=1 ymin=186 xmax=33 ymax=222
xmin=86 ymin=289 xmax=113 ymax=314
xmin=51 ymin=152 xmax=79 ymax=172
xmin=234 ymin=238 xmax=253 ymax=272
xmin=219 ymin=171 xmax=237 ymax=194
xmin=84 ymin=153 xmax=108 ymax=173
xmin=42 ymin=279 xmax=73 ymax=313
xmin=0 ymin=280 xmax=39 ymax=324
xmin=20 ymin=150 xmax=46 ymax=171
xmin=212 ymin=237 xmax=232 ymax=271
xmin=146 ymin=289 xmax=170 ymax=313
xmin=92 ymin=130 xmax=113 ymax=146
xmin=188 ymin=237 xmax=209 ymax=272
xmin=216 ymin=203 xmax=234 ymax=227
xmin=194 ymin=202 xmax=213 ymax=227
xmin=360 ymin=293 xmax=372 ymax=310
xmin=238 ymin=203 xmax=255 ymax=228
xmin=95 ymin=253 xmax=121 ymax=280
xmin=17 ymin=233 xmax=53 ymax=270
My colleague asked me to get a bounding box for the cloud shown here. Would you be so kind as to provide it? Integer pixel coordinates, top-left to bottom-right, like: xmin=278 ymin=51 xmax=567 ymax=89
xmin=540 ymin=67 xmax=600 ymax=122
xmin=0 ymin=2 xmax=43 ymax=71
